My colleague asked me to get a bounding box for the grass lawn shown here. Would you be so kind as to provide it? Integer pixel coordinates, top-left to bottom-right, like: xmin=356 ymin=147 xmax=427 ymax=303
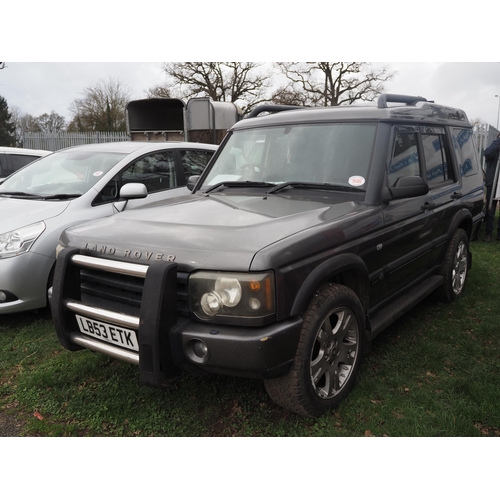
xmin=1 ymin=237 xmax=499 ymax=438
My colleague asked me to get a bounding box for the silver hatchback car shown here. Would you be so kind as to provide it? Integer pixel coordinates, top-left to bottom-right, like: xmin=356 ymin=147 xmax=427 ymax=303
xmin=0 ymin=141 xmax=217 ymax=314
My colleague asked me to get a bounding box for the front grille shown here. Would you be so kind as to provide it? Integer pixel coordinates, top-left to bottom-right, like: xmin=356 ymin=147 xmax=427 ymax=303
xmin=80 ymin=267 xmax=144 ymax=315
xmin=73 ymin=255 xmax=189 ymax=318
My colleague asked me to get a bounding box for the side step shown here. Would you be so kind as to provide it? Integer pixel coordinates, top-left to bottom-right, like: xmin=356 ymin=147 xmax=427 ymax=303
xmin=368 ymin=275 xmax=444 ymax=340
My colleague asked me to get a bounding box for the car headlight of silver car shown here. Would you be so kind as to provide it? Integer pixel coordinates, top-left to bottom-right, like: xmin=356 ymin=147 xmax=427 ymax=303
xmin=189 ymin=271 xmax=275 ymax=322
xmin=0 ymin=221 xmax=46 ymax=258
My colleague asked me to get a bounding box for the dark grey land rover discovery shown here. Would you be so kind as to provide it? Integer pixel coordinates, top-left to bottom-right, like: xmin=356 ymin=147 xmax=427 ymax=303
xmin=51 ymin=94 xmax=484 ymax=417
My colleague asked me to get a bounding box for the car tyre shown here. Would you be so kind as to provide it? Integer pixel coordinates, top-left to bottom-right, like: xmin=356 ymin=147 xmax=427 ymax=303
xmin=264 ymin=283 xmax=365 ymax=417
xmin=436 ymin=228 xmax=469 ymax=303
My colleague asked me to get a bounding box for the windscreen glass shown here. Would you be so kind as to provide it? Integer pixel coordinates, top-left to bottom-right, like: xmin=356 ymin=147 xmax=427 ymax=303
xmin=0 ymin=150 xmax=127 ymax=196
xmin=202 ymin=123 xmax=377 ymax=190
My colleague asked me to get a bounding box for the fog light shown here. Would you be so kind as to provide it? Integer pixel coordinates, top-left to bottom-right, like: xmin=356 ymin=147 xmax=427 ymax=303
xmin=185 ymin=339 xmax=210 ymax=364
xmin=193 ymin=341 xmax=208 ymax=358
xmin=0 ymin=291 xmax=6 ymax=302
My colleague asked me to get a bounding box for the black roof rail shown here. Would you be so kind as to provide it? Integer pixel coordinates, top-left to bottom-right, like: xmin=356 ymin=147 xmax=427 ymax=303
xmin=377 ymin=94 xmax=431 ymax=109
xmin=247 ymin=104 xmax=305 ymax=118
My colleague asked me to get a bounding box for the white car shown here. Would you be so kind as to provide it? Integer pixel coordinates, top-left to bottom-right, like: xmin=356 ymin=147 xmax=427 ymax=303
xmin=0 ymin=146 xmax=52 ymax=181
xmin=0 ymin=141 xmax=217 ymax=314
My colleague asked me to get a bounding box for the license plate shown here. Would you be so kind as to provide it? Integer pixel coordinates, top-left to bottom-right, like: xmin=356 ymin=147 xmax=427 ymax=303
xmin=75 ymin=315 xmax=139 ymax=352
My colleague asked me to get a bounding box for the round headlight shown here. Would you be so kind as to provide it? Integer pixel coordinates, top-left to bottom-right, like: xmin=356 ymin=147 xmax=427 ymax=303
xmin=214 ymin=277 xmax=242 ymax=308
xmin=200 ymin=291 xmax=224 ymax=317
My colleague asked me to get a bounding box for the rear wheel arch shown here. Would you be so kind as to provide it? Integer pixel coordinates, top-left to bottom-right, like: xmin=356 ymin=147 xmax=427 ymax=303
xmin=448 ymin=209 xmax=473 ymax=241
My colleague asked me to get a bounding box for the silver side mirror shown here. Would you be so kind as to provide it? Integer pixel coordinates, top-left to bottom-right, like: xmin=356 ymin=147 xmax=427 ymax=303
xmin=120 ymin=183 xmax=148 ymax=199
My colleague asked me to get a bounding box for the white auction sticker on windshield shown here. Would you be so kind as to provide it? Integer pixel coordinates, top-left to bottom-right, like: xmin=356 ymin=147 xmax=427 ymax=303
xmin=348 ymin=176 xmax=365 ymax=187
xmin=93 ymin=171 xmax=104 ymax=177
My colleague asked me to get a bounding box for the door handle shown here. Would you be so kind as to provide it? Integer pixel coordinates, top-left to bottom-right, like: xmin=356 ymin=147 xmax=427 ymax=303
xmin=421 ymin=202 xmax=436 ymax=211
xmin=451 ymin=192 xmax=463 ymax=200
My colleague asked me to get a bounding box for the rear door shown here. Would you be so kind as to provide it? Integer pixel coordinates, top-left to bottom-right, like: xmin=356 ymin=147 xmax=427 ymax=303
xmin=419 ymin=126 xmax=461 ymax=265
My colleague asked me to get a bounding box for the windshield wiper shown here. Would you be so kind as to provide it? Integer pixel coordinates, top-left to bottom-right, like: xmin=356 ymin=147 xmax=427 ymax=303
xmin=204 ymin=181 xmax=275 ymax=193
xmin=40 ymin=194 xmax=81 ymax=200
xmin=0 ymin=191 xmax=81 ymax=200
xmin=267 ymin=182 xmax=364 ymax=194
xmin=0 ymin=191 xmax=43 ymax=198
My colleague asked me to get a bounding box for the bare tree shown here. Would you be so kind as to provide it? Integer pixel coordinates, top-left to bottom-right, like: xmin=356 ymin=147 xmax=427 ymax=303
xmin=68 ymin=77 xmax=132 ymax=132
xmin=10 ymin=107 xmax=67 ymax=145
xmin=153 ymin=62 xmax=271 ymax=113
xmin=146 ymin=84 xmax=173 ymax=99
xmin=269 ymin=85 xmax=311 ymax=107
xmin=10 ymin=106 xmax=31 ymax=130
xmin=9 ymin=106 xmax=40 ymax=145
xmin=36 ymin=112 xmax=66 ymax=133
xmin=273 ymin=62 xmax=394 ymax=107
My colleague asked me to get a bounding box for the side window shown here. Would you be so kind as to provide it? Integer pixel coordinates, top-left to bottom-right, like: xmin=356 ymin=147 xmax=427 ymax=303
xmin=451 ymin=127 xmax=479 ymax=178
xmin=93 ymin=151 xmax=177 ymax=205
xmin=0 ymin=155 xmax=6 ymax=176
xmin=422 ymin=134 xmax=454 ymax=188
xmin=122 ymin=151 xmax=176 ymax=193
xmin=180 ymin=149 xmax=214 ymax=178
xmin=388 ymin=131 xmax=420 ymax=186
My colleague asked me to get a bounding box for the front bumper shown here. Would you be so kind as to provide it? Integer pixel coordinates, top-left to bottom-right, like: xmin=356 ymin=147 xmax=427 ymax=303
xmin=51 ymin=247 xmax=302 ymax=388
xmin=0 ymin=251 xmax=54 ymax=314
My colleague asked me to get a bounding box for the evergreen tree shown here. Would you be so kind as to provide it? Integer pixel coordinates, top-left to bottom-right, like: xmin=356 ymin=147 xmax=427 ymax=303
xmin=0 ymin=96 xmax=16 ymax=146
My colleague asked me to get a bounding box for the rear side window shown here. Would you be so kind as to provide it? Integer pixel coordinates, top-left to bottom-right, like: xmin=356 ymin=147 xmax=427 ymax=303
xmin=451 ymin=127 xmax=479 ymax=177
xmin=422 ymin=132 xmax=454 ymax=188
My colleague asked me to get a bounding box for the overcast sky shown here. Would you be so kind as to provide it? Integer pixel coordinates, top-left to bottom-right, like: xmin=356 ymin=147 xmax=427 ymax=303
xmin=3 ymin=0 xmax=498 ymax=130
xmin=2 ymin=62 xmax=500 ymax=128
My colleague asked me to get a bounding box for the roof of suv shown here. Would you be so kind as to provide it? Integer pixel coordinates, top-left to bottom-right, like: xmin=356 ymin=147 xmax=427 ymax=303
xmin=236 ymin=94 xmax=470 ymax=130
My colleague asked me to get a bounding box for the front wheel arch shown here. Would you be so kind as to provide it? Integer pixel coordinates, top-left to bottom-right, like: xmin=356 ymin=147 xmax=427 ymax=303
xmin=289 ymin=254 xmax=370 ymax=317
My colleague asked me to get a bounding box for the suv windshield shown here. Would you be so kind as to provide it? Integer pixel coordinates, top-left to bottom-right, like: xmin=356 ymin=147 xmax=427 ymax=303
xmin=0 ymin=150 xmax=127 ymax=197
xmin=202 ymin=122 xmax=377 ymax=191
